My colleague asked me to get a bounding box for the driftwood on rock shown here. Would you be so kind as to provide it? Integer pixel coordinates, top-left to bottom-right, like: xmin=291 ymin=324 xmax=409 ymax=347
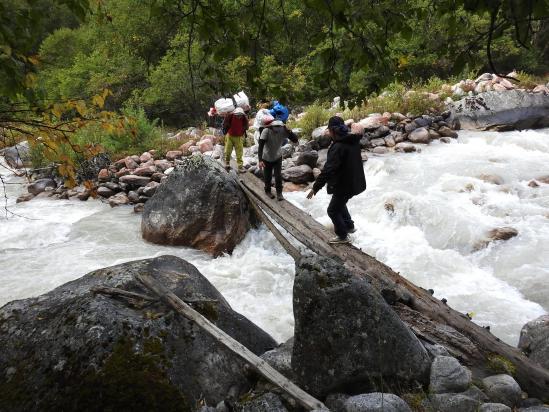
xmin=238 ymin=172 xmax=549 ymax=400
xmin=136 ymin=272 xmax=327 ymax=411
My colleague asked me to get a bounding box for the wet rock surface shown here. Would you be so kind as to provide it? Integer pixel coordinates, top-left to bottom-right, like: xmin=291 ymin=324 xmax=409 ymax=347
xmin=0 ymin=255 xmax=276 ymax=411
xmin=141 ymin=156 xmax=254 ymax=256
xmin=450 ymin=90 xmax=549 ymax=130
xmin=291 ymin=255 xmax=431 ymax=397
xmin=519 ymin=315 xmax=549 ymax=370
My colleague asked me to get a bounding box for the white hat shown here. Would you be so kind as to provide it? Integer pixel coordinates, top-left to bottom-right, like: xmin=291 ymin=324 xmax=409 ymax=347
xmin=233 ymin=107 xmax=245 ymax=115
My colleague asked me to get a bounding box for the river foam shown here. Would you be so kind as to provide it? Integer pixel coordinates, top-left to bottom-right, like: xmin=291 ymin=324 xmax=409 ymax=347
xmin=1 ymin=128 xmax=548 ymax=345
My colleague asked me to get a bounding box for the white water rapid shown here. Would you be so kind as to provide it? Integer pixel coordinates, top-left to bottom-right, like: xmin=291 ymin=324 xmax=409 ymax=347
xmin=1 ymin=128 xmax=548 ymax=346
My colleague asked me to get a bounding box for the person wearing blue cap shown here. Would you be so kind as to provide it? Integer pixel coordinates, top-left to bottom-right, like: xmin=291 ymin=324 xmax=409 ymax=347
xmin=269 ymin=98 xmax=290 ymax=123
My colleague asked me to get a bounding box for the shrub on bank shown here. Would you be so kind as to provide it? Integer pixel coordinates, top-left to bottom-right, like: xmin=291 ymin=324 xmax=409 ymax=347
xmin=292 ymin=101 xmax=333 ymax=138
xmin=295 ymin=77 xmax=452 ymax=135
xmin=28 ymin=106 xmax=181 ymax=169
xmin=74 ymin=106 xmax=164 ymax=158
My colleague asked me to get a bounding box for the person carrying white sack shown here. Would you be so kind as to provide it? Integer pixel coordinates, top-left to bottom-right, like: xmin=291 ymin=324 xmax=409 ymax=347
xmin=253 ymin=99 xmax=274 ymax=144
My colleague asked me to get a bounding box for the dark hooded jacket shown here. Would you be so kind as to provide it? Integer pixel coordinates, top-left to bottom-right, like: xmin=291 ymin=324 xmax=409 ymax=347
xmin=312 ymin=132 xmax=366 ymax=197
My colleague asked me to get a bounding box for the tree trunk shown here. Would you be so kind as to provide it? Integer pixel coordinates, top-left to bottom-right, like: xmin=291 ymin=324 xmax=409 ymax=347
xmin=239 ymin=173 xmax=549 ymax=400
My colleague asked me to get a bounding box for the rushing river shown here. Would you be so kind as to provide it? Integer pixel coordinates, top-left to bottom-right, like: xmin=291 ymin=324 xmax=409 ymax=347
xmin=1 ymin=129 xmax=548 ymax=346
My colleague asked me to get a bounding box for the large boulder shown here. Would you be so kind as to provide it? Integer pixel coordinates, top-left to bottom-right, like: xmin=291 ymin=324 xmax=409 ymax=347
xmin=0 ymin=256 xmax=276 ymax=411
xmin=295 ymin=151 xmax=319 ymax=168
xmin=141 ymin=156 xmax=254 ymax=257
xmin=482 ymin=374 xmax=522 ymax=407
xmin=3 ymin=141 xmax=30 ymax=169
xmin=519 ymin=315 xmax=549 ymax=370
xmin=27 ymin=178 xmax=56 ymax=195
xmin=291 ymin=256 xmax=431 ymax=397
xmin=313 ymin=126 xmax=331 ymax=149
xmin=449 ymin=90 xmax=549 ymax=130
xmin=281 ymin=165 xmax=314 ymax=184
xmin=408 ymin=127 xmax=430 ymax=144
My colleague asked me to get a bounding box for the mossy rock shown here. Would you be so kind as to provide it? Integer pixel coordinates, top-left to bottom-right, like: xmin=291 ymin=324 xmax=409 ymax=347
xmin=0 ymin=256 xmax=276 ymax=411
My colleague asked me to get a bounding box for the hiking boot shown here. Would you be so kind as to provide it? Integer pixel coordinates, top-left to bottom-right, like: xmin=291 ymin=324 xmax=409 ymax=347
xmin=265 ymin=190 xmax=275 ymax=199
xmin=276 ymin=192 xmax=284 ymax=201
xmin=328 ymin=236 xmax=351 ymax=244
xmin=224 ymin=163 xmax=231 ymax=171
xmin=238 ymin=167 xmax=246 ymax=173
xmin=348 ymin=227 xmax=357 ymax=234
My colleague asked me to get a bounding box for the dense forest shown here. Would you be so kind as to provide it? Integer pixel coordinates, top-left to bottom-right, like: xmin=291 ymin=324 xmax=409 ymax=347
xmin=1 ymin=0 xmax=548 ymax=179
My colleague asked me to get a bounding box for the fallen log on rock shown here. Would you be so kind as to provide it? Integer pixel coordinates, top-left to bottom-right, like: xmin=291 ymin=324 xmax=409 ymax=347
xmin=0 ymin=256 xmax=277 ymax=410
xmin=137 ymin=272 xmax=327 ymax=411
xmin=238 ymin=172 xmax=549 ymax=400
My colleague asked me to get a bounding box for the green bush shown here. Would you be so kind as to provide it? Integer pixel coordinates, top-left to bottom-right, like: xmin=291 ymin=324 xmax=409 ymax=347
xmin=72 ymin=106 xmax=164 ymax=159
xmin=293 ymin=102 xmax=333 ymax=139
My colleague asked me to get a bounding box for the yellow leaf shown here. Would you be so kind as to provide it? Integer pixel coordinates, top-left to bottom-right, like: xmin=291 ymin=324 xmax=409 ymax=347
xmin=102 ymin=123 xmax=115 ymax=133
xmin=74 ymin=100 xmax=87 ymax=117
xmin=0 ymin=45 xmax=12 ymax=56
xmin=27 ymin=55 xmax=40 ymax=65
xmin=24 ymin=73 xmax=37 ymax=88
xmin=52 ymin=103 xmax=65 ymax=119
xmin=102 ymin=88 xmax=112 ymax=99
xmin=92 ymin=94 xmax=105 ymax=109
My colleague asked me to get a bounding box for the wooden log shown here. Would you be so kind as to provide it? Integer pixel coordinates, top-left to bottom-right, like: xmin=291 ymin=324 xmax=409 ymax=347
xmin=91 ymin=286 xmax=156 ymax=301
xmin=240 ymin=183 xmax=302 ymax=261
xmin=238 ymin=172 xmax=549 ymax=400
xmin=136 ymin=272 xmax=327 ymax=411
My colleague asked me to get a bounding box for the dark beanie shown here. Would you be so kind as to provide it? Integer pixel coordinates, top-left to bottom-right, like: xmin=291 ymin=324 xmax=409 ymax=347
xmin=328 ymin=116 xmax=345 ymax=129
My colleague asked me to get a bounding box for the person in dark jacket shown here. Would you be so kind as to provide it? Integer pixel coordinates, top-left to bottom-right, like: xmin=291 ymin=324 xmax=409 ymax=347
xmin=307 ymin=116 xmax=366 ymax=244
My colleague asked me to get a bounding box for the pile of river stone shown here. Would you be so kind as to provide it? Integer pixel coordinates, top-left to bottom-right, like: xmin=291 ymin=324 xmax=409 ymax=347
xmin=448 ymin=71 xmax=549 ymax=96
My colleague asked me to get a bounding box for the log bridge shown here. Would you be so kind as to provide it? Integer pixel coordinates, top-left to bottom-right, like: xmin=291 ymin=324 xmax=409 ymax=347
xmin=238 ymin=172 xmax=549 ymax=400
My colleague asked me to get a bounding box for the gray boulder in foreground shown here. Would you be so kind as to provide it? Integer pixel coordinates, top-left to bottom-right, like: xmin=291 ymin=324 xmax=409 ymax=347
xmin=234 ymin=392 xmax=288 ymax=412
xmin=449 ymin=90 xmax=549 ymax=130
xmin=344 ymin=393 xmax=411 ymax=412
xmin=519 ymin=314 xmax=549 ymax=370
xmin=291 ymin=256 xmax=431 ymax=397
xmin=141 ymin=156 xmax=254 ymax=257
xmin=0 ymin=255 xmax=276 ymax=411
xmin=482 ymin=374 xmax=522 ymax=407
xmin=259 ymin=337 xmax=294 ymax=379
xmin=422 ymin=393 xmax=481 ymax=412
xmin=479 ymin=403 xmax=512 ymax=412
xmin=429 ymin=355 xmax=472 ymax=393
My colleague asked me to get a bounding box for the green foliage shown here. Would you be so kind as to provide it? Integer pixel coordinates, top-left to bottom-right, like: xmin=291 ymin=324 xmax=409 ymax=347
xmin=487 ymin=354 xmax=517 ymax=376
xmin=294 ymin=102 xmax=333 ymax=138
xmin=20 ymin=0 xmax=547 ymax=129
xmin=0 ymin=0 xmax=87 ymax=97
xmin=514 ymin=71 xmax=540 ymax=89
xmin=72 ymin=106 xmax=163 ymax=159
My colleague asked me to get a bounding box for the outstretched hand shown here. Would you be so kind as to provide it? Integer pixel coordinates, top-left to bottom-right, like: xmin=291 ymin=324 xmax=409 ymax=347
xmin=306 ymin=189 xmax=315 ymax=199
xmin=258 ymin=161 xmax=265 ymax=169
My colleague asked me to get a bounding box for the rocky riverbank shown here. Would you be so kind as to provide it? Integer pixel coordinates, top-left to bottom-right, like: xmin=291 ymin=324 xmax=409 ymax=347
xmin=1 ymin=254 xmax=548 ymax=411
xmin=11 ymin=109 xmax=462 ymax=207
xmin=7 ymin=79 xmax=549 ymax=209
